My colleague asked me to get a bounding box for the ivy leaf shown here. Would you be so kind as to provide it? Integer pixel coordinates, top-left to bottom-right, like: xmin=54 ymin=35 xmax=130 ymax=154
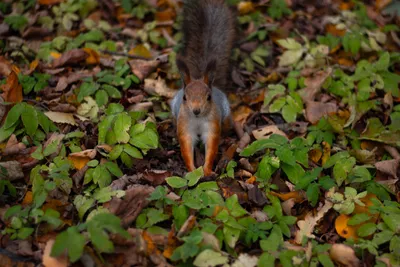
xmin=51 ymin=226 xmax=86 ymax=263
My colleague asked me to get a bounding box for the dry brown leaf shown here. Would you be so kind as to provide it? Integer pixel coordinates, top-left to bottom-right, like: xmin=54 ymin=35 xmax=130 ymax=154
xmin=83 ymin=47 xmax=100 ymax=65
xmin=309 ymin=148 xmax=322 ymax=164
xmin=129 ymin=59 xmax=160 ymax=80
xmin=252 ymin=125 xmax=287 ymax=140
xmin=375 ymin=159 xmax=399 ymax=178
xmin=305 ymin=101 xmax=338 ymax=124
xmin=329 ymin=244 xmax=360 ymax=267
xmin=68 ymin=149 xmax=97 ymax=170
xmin=4 ymin=134 xmax=26 ymax=155
xmin=298 ymin=68 xmax=332 ymax=103
xmin=52 ymin=49 xmax=88 ymax=68
xmin=295 ymin=200 xmax=333 ymax=244
xmin=144 ymin=77 xmax=176 ymax=98
xmin=106 ymin=184 xmax=154 ymax=227
xmin=0 ymin=161 xmax=24 ymax=181
xmin=0 ymin=56 xmax=12 ymax=76
xmin=44 ymin=111 xmax=77 ymax=126
xmin=0 ymin=71 xmax=23 ymax=103
xmin=42 ymin=239 xmax=68 ymax=267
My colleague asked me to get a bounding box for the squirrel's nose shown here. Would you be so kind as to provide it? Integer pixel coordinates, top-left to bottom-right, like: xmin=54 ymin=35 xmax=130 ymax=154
xmin=193 ymin=109 xmax=201 ymax=116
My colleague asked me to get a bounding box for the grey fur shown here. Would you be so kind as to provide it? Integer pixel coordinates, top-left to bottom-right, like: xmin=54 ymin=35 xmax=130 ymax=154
xmin=170 ymin=87 xmax=230 ymax=121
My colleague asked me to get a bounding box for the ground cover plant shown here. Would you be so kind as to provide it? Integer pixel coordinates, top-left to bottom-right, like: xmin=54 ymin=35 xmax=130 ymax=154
xmin=0 ymin=0 xmax=399 ymax=266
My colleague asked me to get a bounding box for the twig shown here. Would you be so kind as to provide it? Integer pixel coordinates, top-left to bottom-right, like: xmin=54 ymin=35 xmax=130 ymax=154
xmin=99 ymin=49 xmax=152 ymax=60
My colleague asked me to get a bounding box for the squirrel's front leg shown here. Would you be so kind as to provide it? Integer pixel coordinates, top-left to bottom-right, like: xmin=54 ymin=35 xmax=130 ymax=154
xmin=203 ymin=120 xmax=221 ymax=176
xmin=177 ymin=118 xmax=195 ymax=172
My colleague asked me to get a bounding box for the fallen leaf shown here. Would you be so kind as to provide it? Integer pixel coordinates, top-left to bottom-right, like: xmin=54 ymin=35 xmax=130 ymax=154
xmin=106 ymin=184 xmax=154 ymax=227
xmin=129 ymin=44 xmax=152 ymax=59
xmin=83 ymin=48 xmax=100 ymax=65
xmin=329 ymin=244 xmax=360 ymax=267
xmin=4 ymin=134 xmax=26 ymax=155
xmin=44 ymin=111 xmax=77 ymax=126
xmin=375 ymin=159 xmax=399 ymax=178
xmin=129 ymin=59 xmax=159 ymax=80
xmin=68 ymin=149 xmax=97 ymax=170
xmin=144 ymin=77 xmax=176 ymax=98
xmin=298 ymin=68 xmax=332 ymax=103
xmin=231 ymin=253 xmax=258 ymax=267
xmin=1 ymin=71 xmax=23 ymax=103
xmin=252 ymin=125 xmax=287 ymax=140
xmin=295 ymin=200 xmax=333 ymax=244
xmin=0 ymin=56 xmax=12 ymax=76
xmin=0 ymin=161 xmax=24 ymax=181
xmin=305 ymin=101 xmax=338 ymax=124
xmin=52 ymin=49 xmax=88 ymax=68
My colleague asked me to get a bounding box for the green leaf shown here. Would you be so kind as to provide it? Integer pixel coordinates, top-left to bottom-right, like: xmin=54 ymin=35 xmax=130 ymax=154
xmin=269 ymin=97 xmax=286 ymax=113
xmin=357 ymin=223 xmax=377 ymax=237
xmin=17 ymin=228 xmax=34 ymax=239
xmin=123 ymin=144 xmax=143 ymax=159
xmin=51 ymin=226 xmax=86 ymax=263
xmin=260 ymin=225 xmax=282 ymax=252
xmin=114 ymin=113 xmax=131 ymax=144
xmin=193 ymin=249 xmax=228 ymax=267
xmin=129 ymin=123 xmax=159 ymax=150
xmin=4 ymin=15 xmax=28 ymax=31
xmin=348 ymin=213 xmax=371 ymax=226
xmin=348 ymin=166 xmax=372 ymax=183
xmin=186 ymin=167 xmax=204 ymax=187
xmin=226 ymin=194 xmax=248 ymax=217
xmin=108 ymin=145 xmax=123 ymax=160
xmin=372 ymin=230 xmax=394 ymax=245
xmin=103 ymin=162 xmax=123 ymax=177
xmin=4 ymin=103 xmax=24 ymax=129
xmin=306 ymin=183 xmax=320 ymax=207
xmin=318 ymin=254 xmax=334 ymax=267
xmin=74 ymin=195 xmax=95 ymax=219
xmin=258 ymin=253 xmax=275 ymax=267
xmin=166 ymin=176 xmax=187 ymax=188
xmin=323 ymin=151 xmax=350 ymax=168
xmin=5 ymin=205 xmax=21 ymax=220
xmin=281 ymin=163 xmax=304 ymax=185
xmin=21 ymin=105 xmax=38 ymax=137
xmin=87 ymin=213 xmax=129 ymax=253
xmin=374 ymin=52 xmax=390 ymax=71
xmin=95 ymin=89 xmax=108 ymax=106
xmin=333 ymin=157 xmax=356 ymax=186
xmin=276 ymin=146 xmax=296 ymax=166
xmin=102 ymin=84 xmax=122 ymax=99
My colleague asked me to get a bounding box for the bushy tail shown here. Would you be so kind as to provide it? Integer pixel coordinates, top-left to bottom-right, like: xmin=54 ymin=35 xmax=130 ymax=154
xmin=180 ymin=0 xmax=235 ymax=89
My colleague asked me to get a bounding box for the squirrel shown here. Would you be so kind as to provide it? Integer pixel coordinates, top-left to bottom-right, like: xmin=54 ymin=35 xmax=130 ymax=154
xmin=170 ymin=0 xmax=235 ymax=176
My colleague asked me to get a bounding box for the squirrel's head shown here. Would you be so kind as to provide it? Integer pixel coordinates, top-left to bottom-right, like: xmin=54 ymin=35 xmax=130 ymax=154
xmin=177 ymin=57 xmax=216 ymax=117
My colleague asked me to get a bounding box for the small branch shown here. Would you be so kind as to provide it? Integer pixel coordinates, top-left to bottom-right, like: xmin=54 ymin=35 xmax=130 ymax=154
xmin=99 ymin=50 xmax=152 ymax=60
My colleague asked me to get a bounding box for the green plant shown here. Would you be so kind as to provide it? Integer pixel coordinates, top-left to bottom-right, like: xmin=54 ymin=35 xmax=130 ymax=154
xmin=99 ymin=103 xmax=159 ymax=167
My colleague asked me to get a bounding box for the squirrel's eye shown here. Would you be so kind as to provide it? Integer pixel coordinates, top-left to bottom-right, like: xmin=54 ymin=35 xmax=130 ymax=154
xmin=183 ymin=95 xmax=187 ymax=101
xmin=207 ymin=95 xmax=211 ymax=101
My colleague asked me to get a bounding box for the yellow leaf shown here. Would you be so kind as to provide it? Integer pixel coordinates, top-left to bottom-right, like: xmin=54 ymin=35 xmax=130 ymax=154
xmin=129 ymin=44 xmax=152 ymax=59
xmin=238 ymin=1 xmax=254 ymax=15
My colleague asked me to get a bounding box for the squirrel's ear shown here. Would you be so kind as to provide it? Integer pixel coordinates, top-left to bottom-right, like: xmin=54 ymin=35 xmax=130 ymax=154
xmin=203 ymin=59 xmax=216 ymax=87
xmin=176 ymin=56 xmax=191 ymax=86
